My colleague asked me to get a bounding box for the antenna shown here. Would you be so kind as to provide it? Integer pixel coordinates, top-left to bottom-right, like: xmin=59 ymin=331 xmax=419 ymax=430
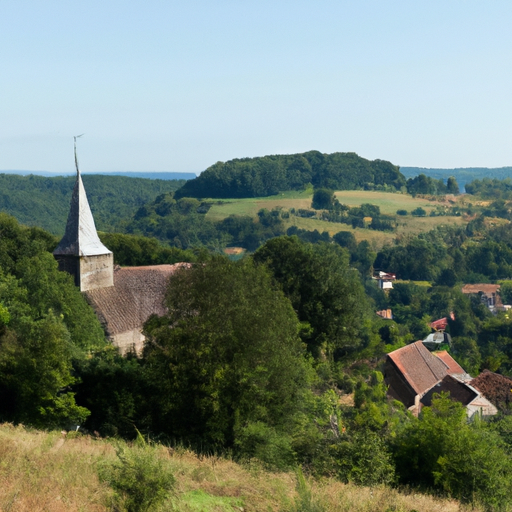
xmin=74 ymin=134 xmax=84 ymax=175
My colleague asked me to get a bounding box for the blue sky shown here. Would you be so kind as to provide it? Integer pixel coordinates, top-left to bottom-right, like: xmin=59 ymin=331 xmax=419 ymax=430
xmin=1 ymin=1 xmax=511 ymax=173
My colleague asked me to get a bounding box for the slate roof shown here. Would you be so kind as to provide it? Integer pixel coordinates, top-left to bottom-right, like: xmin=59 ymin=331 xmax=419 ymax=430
xmin=387 ymin=341 xmax=449 ymax=395
xmin=84 ymin=263 xmax=189 ymax=337
xmin=53 ymin=170 xmax=112 ymax=257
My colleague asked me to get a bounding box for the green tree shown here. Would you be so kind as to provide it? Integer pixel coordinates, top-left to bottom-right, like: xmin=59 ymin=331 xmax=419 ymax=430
xmin=142 ymin=257 xmax=309 ymax=449
xmin=311 ymin=188 xmax=335 ymax=210
xmin=446 ymin=176 xmax=460 ymax=195
xmin=393 ymin=395 xmax=512 ymax=509
xmin=254 ymin=237 xmax=374 ymax=361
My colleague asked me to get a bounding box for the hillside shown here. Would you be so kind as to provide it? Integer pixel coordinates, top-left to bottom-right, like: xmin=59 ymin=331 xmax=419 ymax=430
xmin=175 ymin=151 xmax=405 ymax=199
xmin=0 ymin=173 xmax=186 ymax=235
xmin=401 ymin=166 xmax=512 ymax=189
xmin=0 ymin=423 xmax=466 ymax=512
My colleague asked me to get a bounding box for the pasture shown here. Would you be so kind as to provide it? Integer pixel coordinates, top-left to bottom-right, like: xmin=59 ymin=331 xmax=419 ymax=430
xmin=205 ymin=190 xmax=470 ymax=248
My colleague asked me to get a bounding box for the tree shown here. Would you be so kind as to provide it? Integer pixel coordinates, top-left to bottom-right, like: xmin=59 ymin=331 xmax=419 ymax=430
xmin=333 ymin=231 xmax=357 ymax=252
xmin=311 ymin=188 xmax=335 ymax=210
xmin=254 ymin=237 xmax=373 ymax=361
xmin=446 ymin=176 xmax=460 ymax=195
xmin=392 ymin=395 xmax=512 ymax=509
xmin=141 ymin=257 xmax=309 ymax=449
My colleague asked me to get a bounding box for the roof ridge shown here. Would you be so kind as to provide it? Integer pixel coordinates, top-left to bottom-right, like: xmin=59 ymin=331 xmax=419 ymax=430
xmin=415 ymin=341 xmax=447 ymax=380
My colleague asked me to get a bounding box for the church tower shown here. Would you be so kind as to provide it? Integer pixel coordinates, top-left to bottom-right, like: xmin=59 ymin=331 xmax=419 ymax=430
xmin=53 ymin=138 xmax=114 ymax=291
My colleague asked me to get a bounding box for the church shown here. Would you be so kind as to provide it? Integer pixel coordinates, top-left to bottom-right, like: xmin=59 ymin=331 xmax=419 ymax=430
xmin=53 ymin=154 xmax=186 ymax=354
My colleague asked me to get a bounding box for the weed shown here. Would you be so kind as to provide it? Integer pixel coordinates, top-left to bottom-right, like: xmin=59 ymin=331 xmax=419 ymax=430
xmin=98 ymin=434 xmax=175 ymax=512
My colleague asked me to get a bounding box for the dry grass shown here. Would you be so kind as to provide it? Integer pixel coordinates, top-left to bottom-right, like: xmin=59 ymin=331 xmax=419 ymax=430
xmin=0 ymin=423 xmax=479 ymax=512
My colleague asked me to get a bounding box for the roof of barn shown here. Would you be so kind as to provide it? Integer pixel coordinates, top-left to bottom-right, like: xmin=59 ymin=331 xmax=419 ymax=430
xmin=387 ymin=341 xmax=449 ymax=395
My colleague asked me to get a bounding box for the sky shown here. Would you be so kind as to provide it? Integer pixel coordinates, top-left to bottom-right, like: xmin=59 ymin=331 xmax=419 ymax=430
xmin=1 ymin=1 xmax=511 ymax=173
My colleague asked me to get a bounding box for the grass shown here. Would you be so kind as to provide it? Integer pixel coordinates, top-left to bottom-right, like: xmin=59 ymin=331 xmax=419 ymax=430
xmin=204 ymin=190 xmax=471 ymax=249
xmin=333 ymin=190 xmax=444 ymax=215
xmin=0 ymin=423 xmax=475 ymax=512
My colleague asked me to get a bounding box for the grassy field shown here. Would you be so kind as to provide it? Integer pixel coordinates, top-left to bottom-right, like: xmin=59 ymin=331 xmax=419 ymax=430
xmin=0 ymin=423 xmax=468 ymax=512
xmin=205 ymin=190 xmax=469 ymax=248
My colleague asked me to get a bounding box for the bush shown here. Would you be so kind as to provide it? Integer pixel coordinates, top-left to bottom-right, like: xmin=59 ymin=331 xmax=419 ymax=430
xmin=98 ymin=436 xmax=175 ymax=512
xmin=396 ymin=209 xmax=408 ymax=216
xmin=235 ymin=421 xmax=296 ymax=470
xmin=411 ymin=207 xmax=427 ymax=217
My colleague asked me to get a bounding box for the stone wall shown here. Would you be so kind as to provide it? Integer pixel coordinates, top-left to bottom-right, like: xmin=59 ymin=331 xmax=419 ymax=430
xmin=80 ymin=254 xmax=114 ymax=291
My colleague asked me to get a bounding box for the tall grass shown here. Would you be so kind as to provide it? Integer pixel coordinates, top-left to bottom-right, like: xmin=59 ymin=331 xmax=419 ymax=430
xmin=0 ymin=423 xmax=475 ymax=512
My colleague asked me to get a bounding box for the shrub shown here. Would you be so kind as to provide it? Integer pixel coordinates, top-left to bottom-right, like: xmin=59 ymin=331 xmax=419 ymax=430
xmin=411 ymin=207 xmax=427 ymax=217
xmin=396 ymin=209 xmax=408 ymax=216
xmin=98 ymin=436 xmax=175 ymax=512
xmin=235 ymin=421 xmax=296 ymax=470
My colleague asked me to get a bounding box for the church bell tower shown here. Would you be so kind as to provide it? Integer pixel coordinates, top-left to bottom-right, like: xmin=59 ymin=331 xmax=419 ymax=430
xmin=53 ymin=137 xmax=114 ymax=291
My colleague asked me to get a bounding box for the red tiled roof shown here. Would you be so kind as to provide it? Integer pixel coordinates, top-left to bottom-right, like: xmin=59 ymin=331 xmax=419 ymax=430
xmin=84 ymin=263 xmax=189 ymax=336
xmin=387 ymin=341 xmax=449 ymax=395
xmin=434 ymin=351 xmax=465 ymax=375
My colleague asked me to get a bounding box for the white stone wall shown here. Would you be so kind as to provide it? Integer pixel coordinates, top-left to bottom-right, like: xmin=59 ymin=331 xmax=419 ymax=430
xmin=80 ymin=254 xmax=114 ymax=291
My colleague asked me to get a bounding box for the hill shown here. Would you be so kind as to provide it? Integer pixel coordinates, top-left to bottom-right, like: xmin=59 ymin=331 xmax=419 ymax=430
xmin=0 ymin=170 xmax=196 ymax=180
xmin=175 ymin=151 xmax=405 ymax=199
xmin=401 ymin=166 xmax=512 ymax=190
xmin=0 ymin=423 xmax=466 ymax=512
xmin=0 ymin=173 xmax=186 ymax=235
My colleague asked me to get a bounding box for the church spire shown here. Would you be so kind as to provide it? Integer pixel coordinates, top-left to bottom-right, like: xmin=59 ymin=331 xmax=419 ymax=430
xmin=53 ymin=137 xmax=113 ymax=291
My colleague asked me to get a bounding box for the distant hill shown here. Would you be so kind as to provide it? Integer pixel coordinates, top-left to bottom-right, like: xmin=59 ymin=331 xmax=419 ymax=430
xmin=401 ymin=167 xmax=512 ymax=190
xmin=0 ymin=170 xmax=197 ymax=180
xmin=176 ymin=151 xmax=405 ymax=199
xmin=0 ymin=173 xmax=186 ymax=235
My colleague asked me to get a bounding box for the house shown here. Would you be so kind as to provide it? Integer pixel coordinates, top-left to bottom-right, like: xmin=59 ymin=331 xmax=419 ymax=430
xmin=376 ymin=309 xmax=393 ymax=320
xmin=422 ymin=314 xmax=454 ymax=349
xmin=53 ymin=156 xmax=183 ymax=354
xmin=461 ymin=284 xmax=502 ymax=312
xmin=373 ymin=271 xmax=396 ymax=290
xmin=384 ymin=341 xmax=496 ymax=418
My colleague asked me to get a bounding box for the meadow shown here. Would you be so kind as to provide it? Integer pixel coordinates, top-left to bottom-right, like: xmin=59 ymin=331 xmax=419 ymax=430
xmin=206 ymin=190 xmax=469 ymax=248
xmin=0 ymin=423 xmax=469 ymax=512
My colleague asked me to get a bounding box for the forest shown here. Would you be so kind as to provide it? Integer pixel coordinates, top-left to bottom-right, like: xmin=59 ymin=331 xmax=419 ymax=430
xmin=174 ymin=151 xmax=406 ymax=198
xmin=5 ymin=166 xmax=512 ymax=510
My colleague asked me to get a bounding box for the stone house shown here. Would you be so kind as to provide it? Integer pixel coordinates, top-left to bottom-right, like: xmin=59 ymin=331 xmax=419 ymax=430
xmin=384 ymin=341 xmax=497 ymax=418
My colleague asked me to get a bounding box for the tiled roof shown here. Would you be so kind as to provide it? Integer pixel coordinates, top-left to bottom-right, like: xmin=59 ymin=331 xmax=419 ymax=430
xmin=387 ymin=341 xmax=449 ymax=395
xmin=84 ymin=263 xmax=189 ymax=336
xmin=434 ymin=351 xmax=466 ymax=375
xmin=461 ymin=284 xmax=500 ymax=295
xmin=470 ymin=370 xmax=512 ymax=411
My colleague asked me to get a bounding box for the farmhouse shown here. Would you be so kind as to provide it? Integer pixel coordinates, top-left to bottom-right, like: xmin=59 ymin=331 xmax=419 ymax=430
xmin=53 ymin=166 xmax=182 ymax=354
xmin=461 ymin=284 xmax=502 ymax=311
xmin=384 ymin=341 xmax=497 ymax=418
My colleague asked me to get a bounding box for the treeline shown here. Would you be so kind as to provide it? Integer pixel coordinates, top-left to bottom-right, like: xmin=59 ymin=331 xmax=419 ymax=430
xmin=126 ymin=192 xmax=287 ymax=251
xmin=406 ymin=173 xmax=460 ymax=196
xmin=0 ymin=173 xmax=185 ymax=235
xmin=466 ymin=177 xmax=512 ymax=199
xmin=175 ymin=151 xmax=405 ymax=199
